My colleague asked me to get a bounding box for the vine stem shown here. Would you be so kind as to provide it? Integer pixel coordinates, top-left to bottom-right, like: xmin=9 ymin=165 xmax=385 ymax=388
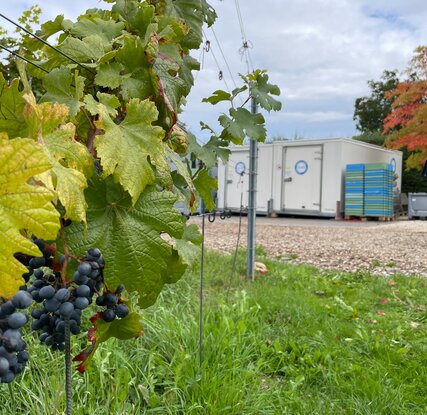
xmin=65 ymin=318 xmax=72 ymax=415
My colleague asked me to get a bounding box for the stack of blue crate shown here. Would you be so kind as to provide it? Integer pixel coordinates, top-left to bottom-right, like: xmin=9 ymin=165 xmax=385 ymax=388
xmin=345 ymin=164 xmax=365 ymax=216
xmin=364 ymin=163 xmax=393 ymax=217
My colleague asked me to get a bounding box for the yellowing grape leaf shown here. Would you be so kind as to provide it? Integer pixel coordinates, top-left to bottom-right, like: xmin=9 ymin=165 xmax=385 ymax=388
xmin=0 ymin=134 xmax=60 ymax=299
xmin=0 ymin=73 xmax=27 ymax=138
xmin=94 ymin=98 xmax=168 ymax=204
xmin=23 ymin=95 xmax=92 ymax=223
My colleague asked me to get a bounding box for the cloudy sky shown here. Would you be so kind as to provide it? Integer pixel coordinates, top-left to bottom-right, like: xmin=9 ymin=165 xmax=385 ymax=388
xmin=2 ymin=0 xmax=427 ymax=140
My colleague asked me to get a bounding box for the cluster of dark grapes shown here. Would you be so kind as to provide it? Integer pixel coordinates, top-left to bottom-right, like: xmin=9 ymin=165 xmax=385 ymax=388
xmin=28 ymin=248 xmax=106 ymax=350
xmin=4 ymin=237 xmax=130 ymax=384
xmin=96 ymin=285 xmax=129 ymax=322
xmin=0 ymin=291 xmax=32 ymax=383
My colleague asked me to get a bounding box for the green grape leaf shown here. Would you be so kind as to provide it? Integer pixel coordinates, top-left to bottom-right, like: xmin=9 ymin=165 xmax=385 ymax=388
xmin=154 ymin=50 xmax=187 ymax=113
xmin=0 ymin=73 xmax=27 ymax=138
xmin=165 ymin=0 xmax=216 ymax=50
xmin=202 ymin=90 xmax=231 ymax=105
xmin=71 ymin=16 xmax=125 ymax=43
xmin=83 ymin=93 xmax=121 ymax=117
xmin=113 ymin=35 xmax=155 ymax=100
xmin=193 ymin=169 xmax=217 ymax=211
xmin=188 ymin=132 xmax=230 ymax=169
xmin=94 ymin=98 xmax=168 ymax=204
xmin=24 ymin=96 xmax=92 ymax=223
xmin=59 ymin=34 xmax=107 ymax=63
xmin=174 ymin=223 xmax=202 ymax=265
xmin=74 ymin=311 xmax=143 ymax=373
xmin=95 ymin=62 xmax=127 ymax=90
xmin=41 ymin=68 xmax=85 ymax=118
xmin=0 ymin=134 xmax=60 ymax=299
xmin=166 ymin=147 xmax=195 ymax=195
xmin=220 ymin=108 xmax=266 ymax=143
xmin=64 ymin=177 xmax=186 ymax=308
xmin=249 ymin=71 xmax=282 ymax=112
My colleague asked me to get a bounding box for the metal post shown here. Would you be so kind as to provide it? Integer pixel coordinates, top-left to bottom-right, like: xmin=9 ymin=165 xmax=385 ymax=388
xmin=246 ymin=98 xmax=258 ymax=280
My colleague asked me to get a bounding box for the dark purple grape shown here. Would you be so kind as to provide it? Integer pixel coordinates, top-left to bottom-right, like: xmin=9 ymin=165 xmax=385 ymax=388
xmin=77 ymin=262 xmax=92 ymax=276
xmin=0 ymin=357 xmax=10 ymax=377
xmin=59 ymin=302 xmax=74 ymax=318
xmin=39 ymin=285 xmax=55 ymax=300
xmin=104 ymin=293 xmax=118 ymax=307
xmin=76 ymin=285 xmax=90 ymax=298
xmin=11 ymin=291 xmax=33 ymax=309
xmin=8 ymin=313 xmax=28 ymax=329
xmin=55 ymin=288 xmax=70 ymax=303
xmin=29 ymin=257 xmax=46 ymax=269
xmin=102 ymin=309 xmax=116 ymax=322
xmin=74 ymin=297 xmax=89 ymax=310
xmin=44 ymin=298 xmax=60 ymax=312
xmin=116 ymin=303 xmax=129 ymax=318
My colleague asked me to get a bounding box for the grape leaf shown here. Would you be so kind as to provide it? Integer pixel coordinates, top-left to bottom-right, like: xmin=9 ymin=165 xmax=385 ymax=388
xmin=74 ymin=311 xmax=143 ymax=372
xmin=193 ymin=169 xmax=217 ymax=211
xmin=248 ymin=70 xmax=282 ymax=112
xmin=94 ymin=98 xmax=168 ymax=204
xmin=71 ymin=16 xmax=125 ymax=43
xmin=41 ymin=68 xmax=85 ymax=118
xmin=0 ymin=134 xmax=60 ymax=299
xmin=95 ymin=62 xmax=128 ymax=90
xmin=165 ymin=0 xmax=216 ymax=50
xmin=219 ymin=108 xmax=266 ymax=143
xmin=188 ymin=132 xmax=230 ymax=168
xmin=83 ymin=93 xmax=121 ymax=117
xmin=174 ymin=223 xmax=202 ymax=265
xmin=115 ymin=35 xmax=155 ymax=100
xmin=0 ymin=73 xmax=27 ymax=138
xmin=24 ymin=95 xmax=92 ymax=223
xmin=202 ymin=90 xmax=231 ymax=105
xmin=64 ymin=177 xmax=186 ymax=308
xmin=59 ymin=34 xmax=107 ymax=63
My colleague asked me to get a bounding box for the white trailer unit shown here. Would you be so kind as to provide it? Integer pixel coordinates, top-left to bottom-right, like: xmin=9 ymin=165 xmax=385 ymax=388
xmin=217 ymin=138 xmax=403 ymax=217
xmin=217 ymin=145 xmax=274 ymax=213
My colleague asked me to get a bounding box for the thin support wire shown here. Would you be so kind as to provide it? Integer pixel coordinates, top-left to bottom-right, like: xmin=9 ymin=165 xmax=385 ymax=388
xmin=64 ymin=318 xmax=72 ymax=415
xmin=0 ymin=13 xmax=95 ymax=74
xmin=210 ymin=27 xmax=239 ymax=91
xmin=227 ymin=191 xmax=244 ymax=298
xmin=199 ymin=202 xmax=206 ymax=368
xmin=0 ymin=45 xmax=49 ymax=73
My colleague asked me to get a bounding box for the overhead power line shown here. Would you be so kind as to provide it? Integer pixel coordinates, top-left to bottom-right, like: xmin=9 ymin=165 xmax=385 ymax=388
xmin=0 ymin=45 xmax=49 ymax=73
xmin=0 ymin=13 xmax=95 ymax=74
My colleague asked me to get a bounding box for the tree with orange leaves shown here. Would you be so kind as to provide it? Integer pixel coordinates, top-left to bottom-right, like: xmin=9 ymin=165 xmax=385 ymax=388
xmin=385 ymin=47 xmax=427 ymax=169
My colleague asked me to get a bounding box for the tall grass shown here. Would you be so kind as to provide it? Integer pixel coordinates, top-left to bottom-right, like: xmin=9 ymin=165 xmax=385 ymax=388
xmin=1 ymin=250 xmax=427 ymax=414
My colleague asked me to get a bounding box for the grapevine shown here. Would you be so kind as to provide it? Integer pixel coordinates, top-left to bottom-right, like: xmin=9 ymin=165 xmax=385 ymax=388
xmin=0 ymin=0 xmax=281 ymax=407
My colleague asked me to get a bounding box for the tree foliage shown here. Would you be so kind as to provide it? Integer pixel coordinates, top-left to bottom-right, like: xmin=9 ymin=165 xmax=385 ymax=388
xmin=353 ymin=70 xmax=399 ymax=134
xmin=384 ymin=47 xmax=427 ymax=169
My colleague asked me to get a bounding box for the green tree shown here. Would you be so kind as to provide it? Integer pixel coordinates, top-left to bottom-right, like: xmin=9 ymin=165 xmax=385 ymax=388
xmin=353 ymin=70 xmax=399 ymax=134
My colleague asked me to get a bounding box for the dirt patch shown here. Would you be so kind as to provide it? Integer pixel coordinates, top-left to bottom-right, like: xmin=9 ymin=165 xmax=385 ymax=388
xmin=190 ymin=217 xmax=427 ymax=276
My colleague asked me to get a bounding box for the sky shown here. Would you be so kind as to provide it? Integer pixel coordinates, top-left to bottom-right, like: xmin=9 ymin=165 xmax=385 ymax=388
xmin=2 ymin=0 xmax=427 ymax=141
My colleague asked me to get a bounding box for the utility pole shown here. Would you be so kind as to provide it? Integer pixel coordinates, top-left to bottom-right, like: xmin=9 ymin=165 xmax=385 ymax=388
xmin=246 ymin=97 xmax=258 ymax=280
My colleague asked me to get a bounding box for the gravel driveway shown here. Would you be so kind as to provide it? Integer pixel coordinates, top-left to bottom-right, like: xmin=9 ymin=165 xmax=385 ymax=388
xmin=190 ymin=216 xmax=427 ymax=277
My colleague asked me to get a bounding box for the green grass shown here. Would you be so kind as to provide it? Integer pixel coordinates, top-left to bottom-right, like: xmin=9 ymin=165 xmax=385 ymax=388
xmin=2 ymin=250 xmax=427 ymax=414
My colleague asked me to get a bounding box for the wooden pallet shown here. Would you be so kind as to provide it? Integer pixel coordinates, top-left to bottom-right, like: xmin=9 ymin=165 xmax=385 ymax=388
xmin=344 ymin=215 xmax=393 ymax=222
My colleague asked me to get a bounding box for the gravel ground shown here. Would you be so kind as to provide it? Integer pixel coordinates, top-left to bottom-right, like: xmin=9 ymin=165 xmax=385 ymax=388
xmin=190 ymin=216 xmax=427 ymax=277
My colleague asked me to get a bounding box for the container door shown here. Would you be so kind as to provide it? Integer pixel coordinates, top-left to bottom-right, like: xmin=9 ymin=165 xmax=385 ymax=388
xmin=281 ymin=145 xmax=322 ymax=212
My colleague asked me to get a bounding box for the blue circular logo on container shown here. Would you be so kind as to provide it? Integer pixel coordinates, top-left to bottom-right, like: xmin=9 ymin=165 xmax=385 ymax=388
xmin=390 ymin=158 xmax=396 ymax=173
xmin=235 ymin=161 xmax=246 ymax=175
xmin=295 ymin=160 xmax=308 ymax=175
